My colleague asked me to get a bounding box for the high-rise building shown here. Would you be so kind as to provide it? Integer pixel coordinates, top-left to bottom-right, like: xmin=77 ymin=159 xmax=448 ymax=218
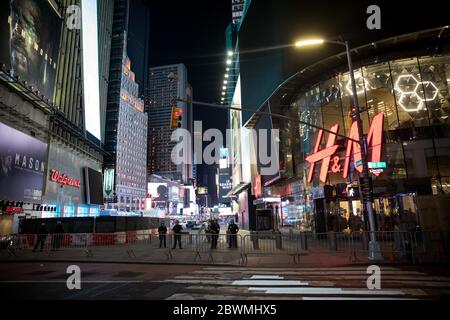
xmin=105 ymin=0 xmax=150 ymax=166
xmin=0 ymin=0 xmax=112 ymax=228
xmin=146 ymin=64 xmax=193 ymax=183
xmin=106 ymin=50 xmax=147 ymax=211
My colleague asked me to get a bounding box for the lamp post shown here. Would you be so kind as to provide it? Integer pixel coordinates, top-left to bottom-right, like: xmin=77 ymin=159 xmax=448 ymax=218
xmin=295 ymin=38 xmax=382 ymax=260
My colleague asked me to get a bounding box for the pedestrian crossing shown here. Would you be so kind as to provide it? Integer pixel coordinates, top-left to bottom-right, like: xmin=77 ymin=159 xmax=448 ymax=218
xmin=162 ymin=266 xmax=450 ymax=300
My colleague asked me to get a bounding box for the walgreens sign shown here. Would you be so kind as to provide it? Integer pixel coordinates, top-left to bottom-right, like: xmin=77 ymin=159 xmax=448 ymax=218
xmin=50 ymin=169 xmax=81 ymax=188
xmin=305 ymin=112 xmax=384 ymax=183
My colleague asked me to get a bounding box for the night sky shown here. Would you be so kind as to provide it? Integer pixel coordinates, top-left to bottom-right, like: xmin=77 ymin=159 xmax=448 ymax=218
xmin=146 ymin=0 xmax=232 ymax=201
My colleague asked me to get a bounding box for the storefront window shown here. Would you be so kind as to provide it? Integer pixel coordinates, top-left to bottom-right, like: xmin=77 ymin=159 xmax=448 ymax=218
xmin=363 ymin=62 xmax=407 ymax=180
xmin=418 ymin=56 xmax=450 ymax=190
xmin=338 ymin=68 xmax=371 ymax=133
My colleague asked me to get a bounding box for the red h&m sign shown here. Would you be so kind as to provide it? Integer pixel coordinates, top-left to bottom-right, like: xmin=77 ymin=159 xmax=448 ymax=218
xmin=305 ymin=112 xmax=384 ymax=183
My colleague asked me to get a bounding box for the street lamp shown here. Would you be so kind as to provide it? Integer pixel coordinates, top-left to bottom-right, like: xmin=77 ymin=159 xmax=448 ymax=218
xmin=295 ymin=37 xmax=382 ymax=260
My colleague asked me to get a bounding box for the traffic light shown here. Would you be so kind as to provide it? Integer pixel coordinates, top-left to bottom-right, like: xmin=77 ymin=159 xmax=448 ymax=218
xmin=359 ymin=176 xmax=373 ymax=203
xmin=170 ymin=106 xmax=182 ymax=129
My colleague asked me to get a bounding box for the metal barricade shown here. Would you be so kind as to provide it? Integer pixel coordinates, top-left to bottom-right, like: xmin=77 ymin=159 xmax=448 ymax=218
xmin=242 ymin=232 xmax=302 ymax=264
xmin=299 ymin=231 xmax=356 ymax=262
xmin=353 ymin=230 xmax=415 ymax=263
xmin=412 ymin=230 xmax=450 ymax=263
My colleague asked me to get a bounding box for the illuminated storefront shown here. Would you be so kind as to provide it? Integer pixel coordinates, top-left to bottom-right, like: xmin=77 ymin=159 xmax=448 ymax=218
xmin=248 ymin=28 xmax=450 ymax=232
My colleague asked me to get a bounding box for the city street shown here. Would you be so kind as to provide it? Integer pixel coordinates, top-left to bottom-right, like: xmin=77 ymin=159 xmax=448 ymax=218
xmin=0 ymin=262 xmax=449 ymax=300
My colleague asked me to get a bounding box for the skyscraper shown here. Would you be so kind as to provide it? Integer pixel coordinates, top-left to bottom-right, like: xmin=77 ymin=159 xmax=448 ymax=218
xmin=104 ymin=39 xmax=147 ymax=211
xmin=146 ymin=64 xmax=193 ymax=183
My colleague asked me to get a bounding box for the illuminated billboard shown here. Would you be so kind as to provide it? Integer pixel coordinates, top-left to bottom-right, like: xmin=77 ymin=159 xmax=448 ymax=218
xmin=103 ymin=168 xmax=114 ymax=196
xmin=0 ymin=122 xmax=47 ymax=202
xmin=197 ymin=187 xmax=208 ymax=195
xmin=0 ymin=0 xmax=62 ymax=101
xmin=81 ymin=0 xmax=101 ymax=140
xmin=148 ymin=183 xmax=168 ymax=202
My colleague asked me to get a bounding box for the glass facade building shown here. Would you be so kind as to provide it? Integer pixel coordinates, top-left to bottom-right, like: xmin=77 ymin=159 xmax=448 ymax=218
xmin=243 ymin=28 xmax=450 ymax=233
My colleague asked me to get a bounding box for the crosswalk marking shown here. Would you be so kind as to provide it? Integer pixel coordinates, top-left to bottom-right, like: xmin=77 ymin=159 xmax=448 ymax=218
xmin=164 ymin=266 xmax=450 ymax=300
xmin=250 ymin=275 xmax=284 ymax=279
xmin=232 ymin=280 xmax=309 ymax=286
xmin=248 ymin=287 xmax=407 ymax=295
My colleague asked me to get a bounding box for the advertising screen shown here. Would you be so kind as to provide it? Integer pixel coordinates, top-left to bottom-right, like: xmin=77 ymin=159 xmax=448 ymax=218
xmin=84 ymin=167 xmax=103 ymax=205
xmin=0 ymin=122 xmax=47 ymax=202
xmin=197 ymin=187 xmax=208 ymax=195
xmin=148 ymin=183 xmax=168 ymax=202
xmin=81 ymin=0 xmax=101 ymax=140
xmin=218 ymin=172 xmax=232 ymax=204
xmin=103 ymin=168 xmax=114 ymax=196
xmin=0 ymin=0 xmax=61 ymax=101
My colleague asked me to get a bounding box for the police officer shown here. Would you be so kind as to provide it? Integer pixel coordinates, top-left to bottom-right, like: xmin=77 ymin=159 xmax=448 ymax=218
xmin=227 ymin=220 xmax=239 ymax=249
xmin=158 ymin=221 xmax=168 ymax=248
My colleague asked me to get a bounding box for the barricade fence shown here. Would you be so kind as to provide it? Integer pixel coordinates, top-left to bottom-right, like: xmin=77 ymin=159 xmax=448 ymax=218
xmin=1 ymin=230 xmax=449 ymax=265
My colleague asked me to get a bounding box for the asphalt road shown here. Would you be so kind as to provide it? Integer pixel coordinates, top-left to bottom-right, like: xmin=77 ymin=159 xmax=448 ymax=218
xmin=0 ymin=262 xmax=449 ymax=300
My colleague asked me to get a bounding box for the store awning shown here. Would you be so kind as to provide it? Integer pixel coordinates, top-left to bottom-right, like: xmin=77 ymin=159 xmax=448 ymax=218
xmin=253 ymin=197 xmax=282 ymax=205
xmin=226 ymin=183 xmax=251 ymax=197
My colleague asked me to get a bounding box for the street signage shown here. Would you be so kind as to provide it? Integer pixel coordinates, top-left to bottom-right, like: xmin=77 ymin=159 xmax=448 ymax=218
xmin=368 ymin=161 xmax=387 ymax=169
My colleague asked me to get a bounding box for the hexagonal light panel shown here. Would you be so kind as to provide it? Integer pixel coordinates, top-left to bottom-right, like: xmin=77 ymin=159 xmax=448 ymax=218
xmin=415 ymin=81 xmax=439 ymax=101
xmin=394 ymin=74 xmax=419 ymax=94
xmin=346 ymin=76 xmax=371 ymax=95
xmin=394 ymin=74 xmax=439 ymax=113
xmin=398 ymin=92 xmax=424 ymax=112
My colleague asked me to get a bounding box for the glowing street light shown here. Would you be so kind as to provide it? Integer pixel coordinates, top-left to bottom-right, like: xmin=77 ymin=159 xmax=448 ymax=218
xmin=294 ymin=38 xmax=325 ymax=47
xmin=226 ymin=59 xmax=232 ymax=65
xmin=222 ymin=86 xmax=226 ymax=90
xmin=224 ymin=74 xmax=229 ymax=78
xmin=227 ymin=51 xmax=233 ymax=57
xmin=224 ymin=80 xmax=228 ymax=84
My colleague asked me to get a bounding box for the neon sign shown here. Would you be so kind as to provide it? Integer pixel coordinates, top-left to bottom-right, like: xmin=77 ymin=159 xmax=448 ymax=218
xmin=305 ymin=112 xmax=384 ymax=183
xmin=50 ymin=169 xmax=81 ymax=188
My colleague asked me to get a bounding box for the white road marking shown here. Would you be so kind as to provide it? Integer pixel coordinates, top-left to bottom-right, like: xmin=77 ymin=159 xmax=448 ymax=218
xmin=232 ymin=280 xmax=309 ymax=286
xmin=250 ymin=275 xmax=284 ymax=279
xmin=302 ymin=297 xmax=417 ymax=300
xmin=248 ymin=287 xmax=406 ymax=295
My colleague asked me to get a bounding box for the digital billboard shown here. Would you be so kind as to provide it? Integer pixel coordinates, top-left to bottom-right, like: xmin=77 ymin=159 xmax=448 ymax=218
xmin=197 ymin=187 xmax=208 ymax=195
xmin=218 ymin=172 xmax=232 ymax=204
xmin=81 ymin=0 xmax=101 ymax=140
xmin=84 ymin=167 xmax=103 ymax=205
xmin=148 ymin=183 xmax=168 ymax=202
xmin=0 ymin=122 xmax=47 ymax=202
xmin=103 ymin=168 xmax=114 ymax=196
xmin=0 ymin=0 xmax=62 ymax=101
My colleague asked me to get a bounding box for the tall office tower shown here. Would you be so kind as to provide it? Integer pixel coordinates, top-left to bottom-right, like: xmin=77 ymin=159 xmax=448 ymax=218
xmin=146 ymin=64 xmax=193 ymax=183
xmin=108 ymin=50 xmax=147 ymax=211
xmin=105 ymin=0 xmax=150 ymax=165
